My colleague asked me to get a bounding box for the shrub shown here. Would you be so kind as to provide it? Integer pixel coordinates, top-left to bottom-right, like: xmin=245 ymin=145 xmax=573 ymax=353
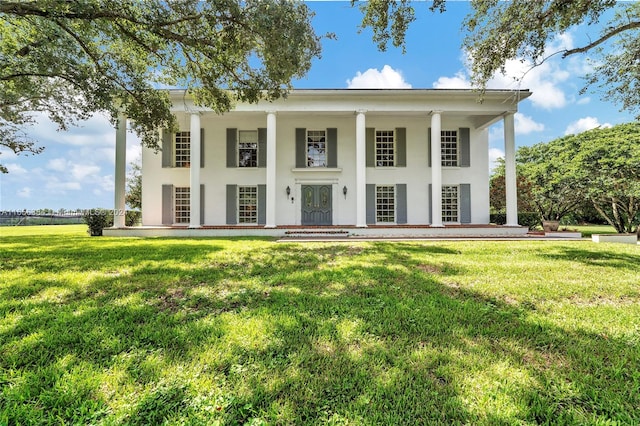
xmin=126 ymin=210 xmax=141 ymax=226
xmin=83 ymin=209 xmax=114 ymax=236
xmin=490 ymin=212 xmax=541 ymax=230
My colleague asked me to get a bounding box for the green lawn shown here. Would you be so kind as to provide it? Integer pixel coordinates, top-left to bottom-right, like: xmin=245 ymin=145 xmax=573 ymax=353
xmin=1 ymin=225 xmax=639 ymax=425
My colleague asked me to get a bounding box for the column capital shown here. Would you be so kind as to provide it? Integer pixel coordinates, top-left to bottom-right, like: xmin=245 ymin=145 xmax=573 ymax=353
xmin=356 ymin=109 xmax=367 ymax=115
xmin=430 ymin=110 xmax=443 ymax=116
xmin=265 ymin=110 xmax=277 ymax=116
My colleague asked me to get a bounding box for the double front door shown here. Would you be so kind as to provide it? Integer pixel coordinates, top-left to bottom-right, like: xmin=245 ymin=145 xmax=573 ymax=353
xmin=301 ymin=185 xmax=332 ymax=225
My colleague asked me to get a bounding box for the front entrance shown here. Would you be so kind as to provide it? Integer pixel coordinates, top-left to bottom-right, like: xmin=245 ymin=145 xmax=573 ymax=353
xmin=301 ymin=185 xmax=332 ymax=225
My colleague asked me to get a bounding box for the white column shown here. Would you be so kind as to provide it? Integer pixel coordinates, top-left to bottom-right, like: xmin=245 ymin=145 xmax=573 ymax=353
xmin=504 ymin=112 xmax=519 ymax=226
xmin=356 ymin=110 xmax=367 ymax=227
xmin=114 ymin=112 xmax=127 ymax=228
xmin=265 ymin=111 xmax=277 ymax=228
xmin=189 ymin=112 xmax=201 ymax=228
xmin=430 ymin=111 xmax=444 ymax=227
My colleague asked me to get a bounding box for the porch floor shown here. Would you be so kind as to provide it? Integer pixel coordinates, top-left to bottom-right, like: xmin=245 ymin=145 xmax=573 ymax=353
xmin=100 ymin=224 xmax=561 ymax=239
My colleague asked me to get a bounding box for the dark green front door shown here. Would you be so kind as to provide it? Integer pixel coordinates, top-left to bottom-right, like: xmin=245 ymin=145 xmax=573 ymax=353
xmin=301 ymin=185 xmax=332 ymax=225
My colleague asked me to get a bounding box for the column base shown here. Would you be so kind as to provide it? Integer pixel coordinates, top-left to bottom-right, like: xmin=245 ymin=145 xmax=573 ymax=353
xmin=264 ymin=225 xmax=277 ymax=229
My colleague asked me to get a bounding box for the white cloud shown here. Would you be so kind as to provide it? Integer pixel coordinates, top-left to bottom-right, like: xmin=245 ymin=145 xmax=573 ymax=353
xmin=564 ymin=117 xmax=612 ymax=135
xmin=45 ymin=179 xmax=82 ymax=192
xmin=347 ymin=65 xmax=412 ymax=89
xmin=489 ymin=148 xmax=505 ymax=171
xmin=514 ymin=113 xmax=544 ymax=134
xmin=433 ymin=32 xmax=580 ymax=110
xmin=28 ymin=112 xmax=114 ymax=147
xmin=433 ymin=71 xmax=471 ymax=89
xmin=576 ymin=96 xmax=591 ymax=105
xmin=4 ymin=163 xmax=28 ymax=175
xmin=17 ymin=187 xmax=32 ymax=198
xmin=47 ymin=158 xmax=70 ymax=172
xmin=71 ymin=164 xmax=101 ymax=181
xmin=487 ymin=58 xmax=569 ymax=109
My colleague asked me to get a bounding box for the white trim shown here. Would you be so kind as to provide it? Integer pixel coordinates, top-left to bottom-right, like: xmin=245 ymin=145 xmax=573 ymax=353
xmin=291 ymin=168 xmax=342 ymax=173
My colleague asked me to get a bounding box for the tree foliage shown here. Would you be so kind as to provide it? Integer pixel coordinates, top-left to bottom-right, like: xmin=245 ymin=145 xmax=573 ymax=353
xmin=0 ymin=0 xmax=322 ymax=172
xmin=489 ymin=158 xmax=536 ymax=215
xmin=519 ymin=123 xmax=640 ymax=233
xmin=356 ymin=1 xmax=640 ymax=116
xmin=516 ymin=142 xmax=585 ymax=222
xmin=125 ymin=161 xmax=141 ymax=211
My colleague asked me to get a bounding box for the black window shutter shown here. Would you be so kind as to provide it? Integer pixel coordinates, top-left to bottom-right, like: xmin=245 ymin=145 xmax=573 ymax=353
xmin=162 ymin=184 xmax=173 ymax=224
xmin=258 ymin=128 xmax=267 ymax=168
xmin=226 ymin=184 xmax=237 ymax=225
xmin=200 ymin=128 xmax=205 ymax=168
xmin=396 ymin=184 xmax=407 ymax=224
xmin=460 ymin=184 xmax=471 ymax=223
xmin=396 ymin=127 xmax=406 ymax=167
xmin=459 ymin=127 xmax=470 ymax=167
xmin=366 ymin=127 xmax=375 ymax=167
xmin=366 ymin=184 xmax=376 ymax=224
xmin=200 ymin=184 xmax=205 ymax=225
xmin=295 ymin=128 xmax=306 ymax=168
xmin=162 ymin=130 xmax=173 ymax=168
xmin=226 ymin=128 xmax=237 ymax=168
xmin=327 ymin=128 xmax=337 ymax=168
xmin=428 ymin=184 xmax=432 ymax=224
xmin=257 ymin=184 xmax=266 ymax=225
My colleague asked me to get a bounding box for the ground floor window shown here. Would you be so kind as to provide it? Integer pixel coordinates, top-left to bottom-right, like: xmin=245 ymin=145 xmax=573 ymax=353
xmin=238 ymin=186 xmax=258 ymax=223
xmin=175 ymin=187 xmax=190 ymax=223
xmin=442 ymin=185 xmax=458 ymax=222
xmin=376 ymin=185 xmax=395 ymax=223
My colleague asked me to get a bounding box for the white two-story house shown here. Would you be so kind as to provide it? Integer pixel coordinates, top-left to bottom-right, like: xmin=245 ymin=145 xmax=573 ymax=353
xmin=106 ymin=89 xmax=531 ymax=237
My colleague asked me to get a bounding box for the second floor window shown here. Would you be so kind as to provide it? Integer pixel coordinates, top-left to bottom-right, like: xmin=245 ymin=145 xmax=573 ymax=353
xmin=376 ymin=130 xmax=395 ymax=167
xmin=175 ymin=131 xmax=190 ymax=167
xmin=238 ymin=130 xmax=258 ymax=168
xmin=441 ymin=130 xmax=458 ymax=167
xmin=307 ymin=130 xmax=326 ymax=167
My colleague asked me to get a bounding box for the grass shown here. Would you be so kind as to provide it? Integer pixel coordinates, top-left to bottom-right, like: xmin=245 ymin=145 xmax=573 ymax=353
xmin=1 ymin=225 xmax=639 ymax=425
xmin=571 ymin=225 xmax=619 ymax=237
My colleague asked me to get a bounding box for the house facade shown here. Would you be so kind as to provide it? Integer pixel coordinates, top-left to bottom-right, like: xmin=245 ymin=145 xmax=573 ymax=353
xmin=107 ymin=89 xmax=531 ymax=237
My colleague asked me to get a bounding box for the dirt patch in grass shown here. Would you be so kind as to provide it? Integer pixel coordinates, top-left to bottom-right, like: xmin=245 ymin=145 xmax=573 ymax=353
xmin=416 ymin=264 xmax=443 ymax=274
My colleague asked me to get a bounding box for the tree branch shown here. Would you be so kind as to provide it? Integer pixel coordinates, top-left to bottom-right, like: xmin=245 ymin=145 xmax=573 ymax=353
xmin=562 ymin=20 xmax=640 ymax=57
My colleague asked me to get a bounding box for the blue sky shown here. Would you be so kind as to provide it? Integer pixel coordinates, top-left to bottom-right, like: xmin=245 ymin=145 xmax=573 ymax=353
xmin=0 ymin=1 xmax=633 ymax=211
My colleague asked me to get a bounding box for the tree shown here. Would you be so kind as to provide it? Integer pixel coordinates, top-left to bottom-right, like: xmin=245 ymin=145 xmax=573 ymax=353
xmin=516 ymin=142 xmax=585 ymax=223
xmin=521 ymin=123 xmax=640 ymax=234
xmin=356 ymin=1 xmax=640 ymax=116
xmin=125 ymin=161 xmax=141 ymax=210
xmin=1 ymin=0 xmax=322 ymax=173
xmin=564 ymin=123 xmax=640 ymax=234
xmin=489 ymin=158 xmax=536 ymax=214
